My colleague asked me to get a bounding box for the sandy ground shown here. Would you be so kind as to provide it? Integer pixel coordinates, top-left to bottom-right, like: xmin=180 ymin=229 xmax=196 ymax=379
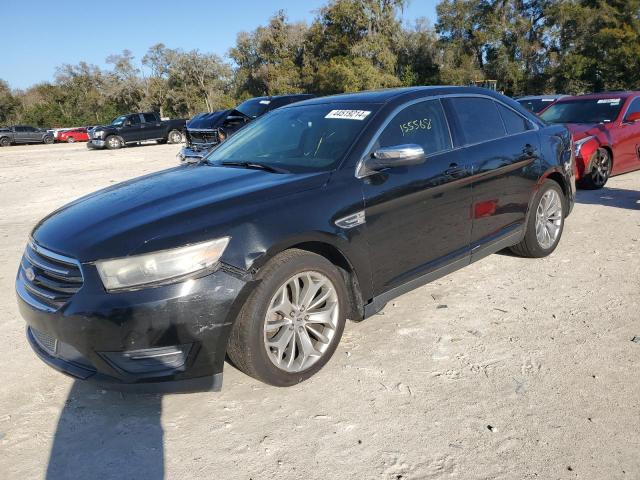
xmin=0 ymin=142 xmax=638 ymax=480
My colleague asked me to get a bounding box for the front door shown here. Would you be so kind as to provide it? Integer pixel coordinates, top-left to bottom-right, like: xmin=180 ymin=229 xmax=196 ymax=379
xmin=616 ymin=97 xmax=640 ymax=174
xmin=362 ymin=99 xmax=473 ymax=295
xmin=120 ymin=114 xmax=143 ymax=143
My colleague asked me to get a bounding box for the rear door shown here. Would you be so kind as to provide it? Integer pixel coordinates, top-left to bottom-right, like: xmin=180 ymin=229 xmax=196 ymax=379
xmin=142 ymin=112 xmax=163 ymax=140
xmin=362 ymin=98 xmax=473 ymax=295
xmin=443 ymin=96 xmax=540 ymax=260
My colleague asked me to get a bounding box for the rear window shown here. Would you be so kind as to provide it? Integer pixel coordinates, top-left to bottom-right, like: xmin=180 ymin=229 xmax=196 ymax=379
xmin=446 ymin=97 xmax=506 ymax=145
xmin=540 ymin=98 xmax=624 ymax=124
xmin=496 ymin=103 xmax=531 ymax=135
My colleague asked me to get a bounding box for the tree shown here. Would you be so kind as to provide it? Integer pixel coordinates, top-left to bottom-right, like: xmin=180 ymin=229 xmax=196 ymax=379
xmin=0 ymin=79 xmax=20 ymax=125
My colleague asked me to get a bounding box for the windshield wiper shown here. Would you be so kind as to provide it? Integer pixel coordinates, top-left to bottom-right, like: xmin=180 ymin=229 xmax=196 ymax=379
xmin=218 ymin=161 xmax=288 ymax=174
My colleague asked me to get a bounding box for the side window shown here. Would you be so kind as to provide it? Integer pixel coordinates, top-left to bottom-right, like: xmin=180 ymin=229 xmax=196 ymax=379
xmin=623 ymin=98 xmax=640 ymax=121
xmin=14 ymin=126 xmax=25 ymax=132
xmin=143 ymin=113 xmax=157 ymax=123
xmin=496 ymin=102 xmax=532 ymax=135
xmin=446 ymin=97 xmax=506 ymax=145
xmin=377 ymin=100 xmax=452 ymax=156
xmin=129 ymin=115 xmax=141 ymax=125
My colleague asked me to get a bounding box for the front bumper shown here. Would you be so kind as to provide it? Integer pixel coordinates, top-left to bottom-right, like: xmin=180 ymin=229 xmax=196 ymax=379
xmin=17 ymin=263 xmax=252 ymax=393
xmin=177 ymin=146 xmax=210 ymax=163
xmin=87 ymin=139 xmax=106 ymax=149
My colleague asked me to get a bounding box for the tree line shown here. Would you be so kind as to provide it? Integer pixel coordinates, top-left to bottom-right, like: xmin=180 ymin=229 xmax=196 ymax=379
xmin=1 ymin=0 xmax=639 ymax=128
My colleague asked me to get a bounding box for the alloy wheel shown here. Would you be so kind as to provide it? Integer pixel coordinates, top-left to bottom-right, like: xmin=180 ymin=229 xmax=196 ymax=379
xmin=535 ymin=189 xmax=563 ymax=250
xmin=108 ymin=137 xmax=120 ymax=148
xmin=264 ymin=271 xmax=339 ymax=373
xmin=590 ymin=149 xmax=611 ymax=187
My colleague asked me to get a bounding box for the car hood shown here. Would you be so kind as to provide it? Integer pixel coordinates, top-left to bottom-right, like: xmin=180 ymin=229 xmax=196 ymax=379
xmin=187 ymin=110 xmax=241 ymax=130
xmin=32 ymin=165 xmax=329 ymax=262
xmin=564 ymin=123 xmax=609 ymax=141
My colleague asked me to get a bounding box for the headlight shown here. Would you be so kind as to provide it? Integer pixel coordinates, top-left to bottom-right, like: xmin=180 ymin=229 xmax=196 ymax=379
xmin=95 ymin=237 xmax=230 ymax=291
xmin=574 ymin=135 xmax=595 ymax=157
xmin=93 ymin=130 xmax=105 ymax=139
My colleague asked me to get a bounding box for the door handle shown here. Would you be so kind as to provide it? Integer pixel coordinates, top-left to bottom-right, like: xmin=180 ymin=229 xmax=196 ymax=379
xmin=444 ymin=163 xmax=467 ymax=178
xmin=522 ymin=144 xmax=536 ymax=157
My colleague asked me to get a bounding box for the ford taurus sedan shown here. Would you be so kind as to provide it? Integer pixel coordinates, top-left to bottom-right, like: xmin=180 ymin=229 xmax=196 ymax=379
xmin=16 ymin=86 xmax=575 ymax=392
xmin=540 ymin=92 xmax=640 ymax=189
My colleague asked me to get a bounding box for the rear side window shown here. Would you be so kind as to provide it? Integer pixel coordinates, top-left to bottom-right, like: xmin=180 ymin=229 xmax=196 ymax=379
xmin=129 ymin=115 xmax=141 ymax=125
xmin=446 ymin=97 xmax=506 ymax=146
xmin=143 ymin=113 xmax=157 ymax=123
xmin=377 ymin=100 xmax=452 ymax=156
xmin=496 ymin=102 xmax=531 ymax=135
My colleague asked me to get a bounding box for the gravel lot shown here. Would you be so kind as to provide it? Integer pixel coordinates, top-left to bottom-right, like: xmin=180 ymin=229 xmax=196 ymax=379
xmin=0 ymin=142 xmax=639 ymax=480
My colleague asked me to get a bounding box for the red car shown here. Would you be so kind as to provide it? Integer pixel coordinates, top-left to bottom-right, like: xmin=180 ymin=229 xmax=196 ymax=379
xmin=540 ymin=92 xmax=640 ymax=188
xmin=57 ymin=128 xmax=89 ymax=143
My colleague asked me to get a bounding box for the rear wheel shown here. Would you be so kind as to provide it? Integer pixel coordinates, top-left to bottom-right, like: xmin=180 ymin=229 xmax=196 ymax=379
xmin=43 ymin=136 xmax=54 ymax=145
xmin=66 ymin=136 xmax=75 ymax=143
xmin=106 ymin=135 xmax=123 ymax=149
xmin=578 ymin=148 xmax=611 ymax=189
xmin=510 ymin=180 xmax=566 ymax=258
xmin=168 ymin=130 xmax=183 ymax=144
xmin=227 ymin=249 xmax=349 ymax=386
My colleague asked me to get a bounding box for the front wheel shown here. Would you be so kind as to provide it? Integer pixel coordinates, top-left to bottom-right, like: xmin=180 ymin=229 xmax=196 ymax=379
xmin=66 ymin=136 xmax=75 ymax=143
xmin=578 ymin=148 xmax=611 ymax=189
xmin=227 ymin=249 xmax=349 ymax=386
xmin=43 ymin=136 xmax=54 ymax=145
xmin=167 ymin=130 xmax=183 ymax=144
xmin=510 ymin=180 xmax=566 ymax=258
xmin=105 ymin=135 xmax=123 ymax=149
xmin=0 ymin=137 xmax=10 ymax=147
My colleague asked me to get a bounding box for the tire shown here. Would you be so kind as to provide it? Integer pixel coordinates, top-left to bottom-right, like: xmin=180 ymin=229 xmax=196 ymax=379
xmin=105 ymin=135 xmax=123 ymax=150
xmin=510 ymin=179 xmax=566 ymax=258
xmin=43 ymin=135 xmax=54 ymax=145
xmin=0 ymin=137 xmax=10 ymax=147
xmin=227 ymin=249 xmax=349 ymax=386
xmin=578 ymin=148 xmax=611 ymax=189
xmin=66 ymin=136 xmax=75 ymax=143
xmin=167 ymin=129 xmax=183 ymax=144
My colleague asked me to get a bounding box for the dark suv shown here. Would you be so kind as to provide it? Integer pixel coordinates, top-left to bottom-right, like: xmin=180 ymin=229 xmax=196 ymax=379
xmin=16 ymin=87 xmax=575 ymax=392
xmin=0 ymin=125 xmax=54 ymax=146
xmin=179 ymin=94 xmax=315 ymax=162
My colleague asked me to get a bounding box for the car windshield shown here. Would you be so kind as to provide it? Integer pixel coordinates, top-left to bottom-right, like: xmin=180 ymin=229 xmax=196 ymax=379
xmin=205 ymin=104 xmax=377 ymax=173
xmin=111 ymin=115 xmax=128 ymax=126
xmin=235 ymin=98 xmax=271 ymax=119
xmin=517 ymin=99 xmax=554 ymax=114
xmin=540 ymin=98 xmax=624 ymax=124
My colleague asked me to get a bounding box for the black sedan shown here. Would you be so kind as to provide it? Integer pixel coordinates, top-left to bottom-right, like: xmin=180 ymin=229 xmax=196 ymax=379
xmin=16 ymin=86 xmax=575 ymax=392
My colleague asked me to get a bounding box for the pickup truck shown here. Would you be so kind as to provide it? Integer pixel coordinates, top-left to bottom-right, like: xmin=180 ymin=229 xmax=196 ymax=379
xmin=87 ymin=112 xmax=186 ymax=149
xmin=0 ymin=126 xmax=54 ymax=146
xmin=178 ymin=94 xmax=314 ymax=162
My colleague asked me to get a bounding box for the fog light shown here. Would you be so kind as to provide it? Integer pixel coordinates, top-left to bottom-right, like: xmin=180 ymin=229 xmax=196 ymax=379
xmin=100 ymin=344 xmax=192 ymax=374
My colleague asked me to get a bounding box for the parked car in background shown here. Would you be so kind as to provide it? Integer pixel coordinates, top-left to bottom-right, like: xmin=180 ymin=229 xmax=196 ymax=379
xmin=540 ymin=92 xmax=640 ymax=188
xmin=57 ymin=128 xmax=89 ymax=143
xmin=87 ymin=112 xmax=186 ymax=150
xmin=0 ymin=125 xmax=54 ymax=146
xmin=178 ymin=94 xmax=315 ymax=162
xmin=516 ymin=95 xmax=566 ymax=114
xmin=16 ymin=86 xmax=575 ymax=392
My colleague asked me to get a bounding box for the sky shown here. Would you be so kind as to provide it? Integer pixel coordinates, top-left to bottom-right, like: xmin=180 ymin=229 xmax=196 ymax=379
xmin=1 ymin=0 xmax=438 ymax=90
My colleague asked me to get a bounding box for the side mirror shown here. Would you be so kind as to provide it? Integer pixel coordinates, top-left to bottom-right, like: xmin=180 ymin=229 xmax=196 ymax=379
xmin=625 ymin=112 xmax=640 ymax=123
xmin=366 ymin=144 xmax=426 ymax=171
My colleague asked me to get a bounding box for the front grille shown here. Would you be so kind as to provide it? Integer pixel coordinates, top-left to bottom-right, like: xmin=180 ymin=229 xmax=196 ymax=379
xmin=19 ymin=241 xmax=83 ymax=311
xmin=187 ymin=129 xmax=220 ymax=150
xmin=31 ymin=328 xmax=57 ymax=355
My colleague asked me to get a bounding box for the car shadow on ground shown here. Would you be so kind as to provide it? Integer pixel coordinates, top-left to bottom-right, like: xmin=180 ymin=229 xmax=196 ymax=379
xmin=46 ymin=381 xmax=164 ymax=480
xmin=575 ymin=186 xmax=640 ymax=210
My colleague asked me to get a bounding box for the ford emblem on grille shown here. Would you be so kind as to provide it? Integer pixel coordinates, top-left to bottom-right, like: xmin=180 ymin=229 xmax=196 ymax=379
xmin=25 ymin=267 xmax=36 ymax=282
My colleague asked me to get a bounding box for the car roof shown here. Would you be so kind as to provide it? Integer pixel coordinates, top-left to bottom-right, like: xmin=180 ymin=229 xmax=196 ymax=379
xmin=285 ymin=86 xmax=509 ymax=107
xmin=557 ymin=91 xmax=640 ymax=101
xmin=516 ymin=94 xmax=566 ymax=101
